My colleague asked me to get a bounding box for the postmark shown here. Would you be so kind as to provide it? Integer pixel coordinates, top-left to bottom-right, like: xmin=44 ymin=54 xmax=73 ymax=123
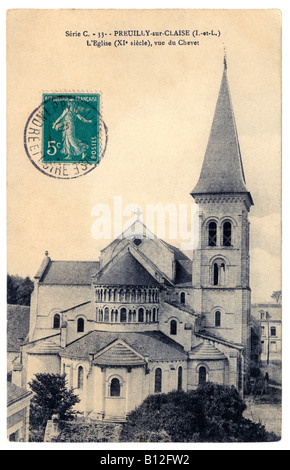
xmin=24 ymin=93 xmax=108 ymax=179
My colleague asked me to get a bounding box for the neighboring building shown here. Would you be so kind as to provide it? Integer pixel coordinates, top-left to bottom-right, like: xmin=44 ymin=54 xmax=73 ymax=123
xmin=7 ymin=382 xmax=32 ymax=442
xmin=11 ymin=57 xmax=254 ymax=421
xmin=251 ymin=303 xmax=282 ymax=362
xmin=7 ymin=305 xmax=30 ymax=377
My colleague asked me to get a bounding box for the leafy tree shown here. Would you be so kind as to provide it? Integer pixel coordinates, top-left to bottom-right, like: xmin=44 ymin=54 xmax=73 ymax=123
xmin=120 ymin=384 xmax=279 ymax=443
xmin=193 ymin=383 xmax=246 ymax=442
xmin=271 ymin=290 xmax=282 ymax=303
xmin=29 ymin=373 xmax=80 ymax=431
xmin=7 ymin=274 xmax=34 ymax=305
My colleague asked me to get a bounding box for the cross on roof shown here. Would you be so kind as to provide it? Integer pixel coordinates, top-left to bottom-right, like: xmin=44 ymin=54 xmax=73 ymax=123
xmin=134 ymin=207 xmax=143 ymax=220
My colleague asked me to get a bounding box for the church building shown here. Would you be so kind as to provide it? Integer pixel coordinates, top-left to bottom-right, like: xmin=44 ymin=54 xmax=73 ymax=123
xmin=12 ymin=58 xmax=254 ymax=421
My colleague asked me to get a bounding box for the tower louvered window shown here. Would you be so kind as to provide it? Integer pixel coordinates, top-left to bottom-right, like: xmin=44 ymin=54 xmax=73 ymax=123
xmin=223 ymin=221 xmax=232 ymax=246
xmin=208 ymin=221 xmax=217 ymax=246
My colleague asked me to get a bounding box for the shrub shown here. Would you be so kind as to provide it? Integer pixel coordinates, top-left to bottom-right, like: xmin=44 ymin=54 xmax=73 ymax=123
xmin=120 ymin=383 xmax=279 ymax=443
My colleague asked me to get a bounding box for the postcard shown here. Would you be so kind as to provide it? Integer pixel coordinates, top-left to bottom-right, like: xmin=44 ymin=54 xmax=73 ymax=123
xmin=6 ymin=9 xmax=282 ymax=446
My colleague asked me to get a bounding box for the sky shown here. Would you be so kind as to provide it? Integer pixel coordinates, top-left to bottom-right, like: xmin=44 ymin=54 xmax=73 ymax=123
xmin=6 ymin=9 xmax=281 ymax=304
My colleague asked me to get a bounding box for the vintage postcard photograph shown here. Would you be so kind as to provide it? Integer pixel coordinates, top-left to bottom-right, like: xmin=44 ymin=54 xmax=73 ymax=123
xmin=5 ymin=8 xmax=283 ymax=448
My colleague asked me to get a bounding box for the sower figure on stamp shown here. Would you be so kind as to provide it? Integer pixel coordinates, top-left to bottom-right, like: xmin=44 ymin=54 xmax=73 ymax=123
xmin=52 ymin=100 xmax=92 ymax=159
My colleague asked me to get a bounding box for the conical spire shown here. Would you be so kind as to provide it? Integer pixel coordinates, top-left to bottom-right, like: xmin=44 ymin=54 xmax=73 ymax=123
xmin=191 ymin=59 xmax=253 ymax=205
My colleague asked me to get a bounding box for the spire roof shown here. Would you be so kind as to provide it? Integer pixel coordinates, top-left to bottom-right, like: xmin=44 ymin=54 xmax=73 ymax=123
xmin=191 ymin=62 xmax=253 ymax=204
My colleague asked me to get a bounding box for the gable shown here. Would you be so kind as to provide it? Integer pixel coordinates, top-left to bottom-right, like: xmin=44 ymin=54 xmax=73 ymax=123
xmin=94 ymin=250 xmax=160 ymax=286
xmin=93 ymin=339 xmax=146 ymax=366
xmin=100 ymin=220 xmax=191 ymax=282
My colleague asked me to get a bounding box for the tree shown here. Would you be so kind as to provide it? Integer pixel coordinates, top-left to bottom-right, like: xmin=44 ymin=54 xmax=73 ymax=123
xmin=271 ymin=290 xmax=282 ymax=303
xmin=7 ymin=274 xmax=34 ymax=305
xmin=120 ymin=384 xmax=279 ymax=443
xmin=29 ymin=373 xmax=80 ymax=431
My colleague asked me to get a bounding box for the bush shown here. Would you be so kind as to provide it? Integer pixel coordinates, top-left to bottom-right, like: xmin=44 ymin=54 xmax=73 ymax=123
xmin=120 ymin=383 xmax=279 ymax=443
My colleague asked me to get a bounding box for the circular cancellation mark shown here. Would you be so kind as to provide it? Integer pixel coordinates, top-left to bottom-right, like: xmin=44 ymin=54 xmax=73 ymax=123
xmin=24 ymin=94 xmax=108 ymax=179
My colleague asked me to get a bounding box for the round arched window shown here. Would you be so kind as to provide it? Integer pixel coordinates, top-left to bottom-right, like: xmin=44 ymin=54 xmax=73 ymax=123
xmin=208 ymin=221 xmax=217 ymax=246
xmin=170 ymin=319 xmax=177 ymax=335
xmin=77 ymin=317 xmax=84 ymax=332
xmin=222 ymin=221 xmax=232 ymax=246
xmin=120 ymin=308 xmax=127 ymax=323
xmin=53 ymin=314 xmax=61 ymax=329
xmin=110 ymin=378 xmax=121 ymax=397
xmin=154 ymin=368 xmax=162 ymax=393
xmin=199 ymin=366 xmax=207 ymax=385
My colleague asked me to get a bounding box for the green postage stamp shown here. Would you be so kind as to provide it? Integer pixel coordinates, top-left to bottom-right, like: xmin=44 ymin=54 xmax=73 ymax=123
xmin=42 ymin=93 xmax=101 ymax=163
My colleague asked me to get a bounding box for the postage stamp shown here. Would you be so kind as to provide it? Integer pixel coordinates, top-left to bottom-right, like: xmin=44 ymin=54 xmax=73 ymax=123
xmin=42 ymin=93 xmax=100 ymax=163
xmin=24 ymin=93 xmax=108 ymax=179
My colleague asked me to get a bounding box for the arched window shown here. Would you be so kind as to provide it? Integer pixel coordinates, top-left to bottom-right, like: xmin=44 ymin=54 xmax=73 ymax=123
xmin=215 ymin=310 xmax=221 ymax=327
xmin=178 ymin=366 xmax=183 ymax=391
xmin=104 ymin=307 xmax=110 ymax=322
xmin=77 ymin=366 xmax=84 ymax=389
xmin=199 ymin=366 xmax=207 ymax=385
xmin=208 ymin=221 xmax=217 ymax=247
xmin=77 ymin=317 xmax=84 ymax=333
xmin=154 ymin=368 xmax=162 ymax=393
xmin=120 ymin=308 xmax=127 ymax=323
xmin=53 ymin=314 xmax=60 ymax=329
xmin=223 ymin=221 xmax=232 ymax=247
xmin=180 ymin=292 xmax=186 ymax=305
xmin=170 ymin=319 xmax=177 ymax=335
xmin=110 ymin=378 xmax=121 ymax=397
xmin=138 ymin=308 xmax=144 ymax=323
xmin=212 ymin=259 xmax=226 ymax=286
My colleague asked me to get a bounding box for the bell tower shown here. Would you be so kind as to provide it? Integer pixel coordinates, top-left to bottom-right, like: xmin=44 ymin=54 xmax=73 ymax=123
xmin=191 ymin=56 xmax=254 ymax=360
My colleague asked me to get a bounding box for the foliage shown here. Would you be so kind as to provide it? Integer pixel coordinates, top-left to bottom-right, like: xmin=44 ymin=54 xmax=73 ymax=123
xmin=7 ymin=274 xmax=34 ymax=306
xmin=120 ymin=383 xmax=280 ymax=443
xmin=28 ymin=373 xmax=80 ymax=431
xmin=56 ymin=422 xmax=122 ymax=443
xmin=249 ymin=363 xmax=262 ymax=379
xmin=271 ymin=290 xmax=282 ymax=303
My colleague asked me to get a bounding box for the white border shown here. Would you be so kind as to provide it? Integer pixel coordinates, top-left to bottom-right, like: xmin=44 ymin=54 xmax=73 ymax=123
xmin=1 ymin=0 xmax=289 ymax=451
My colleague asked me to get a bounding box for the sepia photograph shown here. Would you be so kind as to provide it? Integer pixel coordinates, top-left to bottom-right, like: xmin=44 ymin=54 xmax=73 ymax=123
xmin=4 ymin=6 xmax=285 ymax=450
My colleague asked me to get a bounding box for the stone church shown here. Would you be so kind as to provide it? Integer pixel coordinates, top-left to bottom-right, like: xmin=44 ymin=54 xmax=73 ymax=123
xmin=12 ymin=59 xmax=254 ymax=421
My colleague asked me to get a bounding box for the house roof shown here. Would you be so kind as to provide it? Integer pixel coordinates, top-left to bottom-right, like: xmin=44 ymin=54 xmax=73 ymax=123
xmin=27 ymin=338 xmax=62 ymax=355
xmin=190 ymin=340 xmax=226 ymax=360
xmin=95 ymin=251 xmax=160 ymax=286
xmin=93 ymin=340 xmax=146 ymax=367
xmin=162 ymin=241 xmax=191 ymax=261
xmin=7 ymin=305 xmax=30 ymax=353
xmin=191 ymin=64 xmax=253 ymax=204
xmin=39 ymin=260 xmax=100 ymax=285
xmin=175 ymin=259 xmax=192 ymax=285
xmin=7 ymin=382 xmax=32 ymax=407
xmin=251 ymin=303 xmax=282 ymax=322
xmin=60 ymin=330 xmax=187 ymax=363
